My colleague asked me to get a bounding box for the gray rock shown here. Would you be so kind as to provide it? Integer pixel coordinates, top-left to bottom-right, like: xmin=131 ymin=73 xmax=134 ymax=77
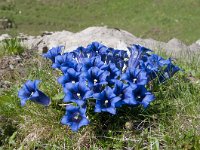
xmin=31 ymin=26 xmax=167 ymax=53
xmin=1 ymin=26 xmax=200 ymax=58
xmin=0 ymin=34 xmax=10 ymax=41
xmin=196 ymin=39 xmax=200 ymax=46
xmin=189 ymin=43 xmax=200 ymax=52
xmin=22 ymin=30 xmax=73 ymax=53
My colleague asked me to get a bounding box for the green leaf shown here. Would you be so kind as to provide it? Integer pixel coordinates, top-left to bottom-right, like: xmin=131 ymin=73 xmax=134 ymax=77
xmin=52 ymin=92 xmax=64 ymax=100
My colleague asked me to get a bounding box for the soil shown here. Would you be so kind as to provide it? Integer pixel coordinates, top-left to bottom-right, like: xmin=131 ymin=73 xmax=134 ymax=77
xmin=0 ymin=50 xmax=36 ymax=91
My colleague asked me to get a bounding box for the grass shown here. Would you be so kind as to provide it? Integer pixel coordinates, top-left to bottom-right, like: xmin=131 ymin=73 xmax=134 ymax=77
xmin=0 ymin=49 xmax=200 ymax=149
xmin=0 ymin=0 xmax=200 ymax=44
xmin=0 ymin=37 xmax=25 ymax=58
xmin=0 ymin=0 xmax=200 ymax=149
xmin=0 ymin=38 xmax=24 ymax=57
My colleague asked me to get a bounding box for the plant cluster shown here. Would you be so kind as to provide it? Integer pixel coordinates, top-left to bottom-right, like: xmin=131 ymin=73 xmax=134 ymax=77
xmin=18 ymin=42 xmax=180 ymax=132
xmin=2 ymin=38 xmax=24 ymax=55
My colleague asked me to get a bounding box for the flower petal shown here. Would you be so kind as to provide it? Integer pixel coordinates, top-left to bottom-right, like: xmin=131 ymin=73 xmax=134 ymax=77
xmin=70 ymin=122 xmax=79 ymax=132
xmin=61 ymin=116 xmax=70 ymax=125
xmin=106 ymin=107 xmax=116 ymax=115
xmin=63 ymin=92 xmax=73 ymax=102
xmin=29 ymin=90 xmax=51 ymax=106
xmin=78 ymin=117 xmax=89 ymax=128
xmin=140 ymin=93 xmax=155 ymax=108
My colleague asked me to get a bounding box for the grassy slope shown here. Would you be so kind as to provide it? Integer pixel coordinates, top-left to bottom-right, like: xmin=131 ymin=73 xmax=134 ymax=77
xmin=0 ymin=50 xmax=200 ymax=149
xmin=0 ymin=0 xmax=200 ymax=149
xmin=0 ymin=0 xmax=200 ymax=44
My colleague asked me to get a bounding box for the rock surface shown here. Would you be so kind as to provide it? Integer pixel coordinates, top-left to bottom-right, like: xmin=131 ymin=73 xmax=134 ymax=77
xmin=1 ymin=26 xmax=200 ymax=57
xmin=0 ymin=34 xmax=10 ymax=41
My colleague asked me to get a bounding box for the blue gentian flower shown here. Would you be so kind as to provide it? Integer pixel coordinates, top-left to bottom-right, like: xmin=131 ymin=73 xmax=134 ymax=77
xmin=140 ymin=55 xmax=180 ymax=82
xmin=63 ymin=82 xmax=92 ymax=106
xmin=72 ymin=46 xmax=88 ymax=61
xmin=112 ymin=50 xmax=128 ymax=69
xmin=93 ymin=86 xmax=121 ymax=114
xmin=139 ymin=61 xmax=158 ymax=81
xmin=18 ymin=80 xmax=50 ymax=106
xmin=101 ymin=63 xmax=121 ymax=83
xmin=164 ymin=61 xmax=180 ymax=77
xmin=105 ymin=49 xmax=128 ymax=70
xmin=121 ymin=68 xmax=148 ymax=87
xmin=20 ymin=42 xmax=181 ymax=132
xmin=80 ymin=56 xmax=105 ymax=71
xmin=113 ymin=50 xmax=128 ymax=60
xmin=86 ymin=42 xmax=107 ymax=57
xmin=159 ymin=61 xmax=180 ymax=82
xmin=128 ymin=45 xmax=151 ymax=68
xmin=58 ymin=68 xmax=81 ymax=87
xmin=52 ymin=53 xmax=77 ymax=71
xmin=121 ymin=86 xmax=139 ymax=106
xmin=133 ymin=85 xmax=155 ymax=108
xmin=83 ymin=67 xmax=109 ymax=88
xmin=112 ymin=80 xmax=137 ymax=107
xmin=141 ymin=54 xmax=170 ymax=72
xmin=61 ymin=105 xmax=89 ymax=132
xmin=97 ymin=43 xmax=108 ymax=55
xmin=113 ymin=80 xmax=128 ymax=96
xmin=98 ymin=45 xmax=109 ymax=62
xmin=147 ymin=54 xmax=170 ymax=69
xmin=105 ymin=48 xmax=115 ymax=63
xmin=43 ymin=46 xmax=63 ymax=63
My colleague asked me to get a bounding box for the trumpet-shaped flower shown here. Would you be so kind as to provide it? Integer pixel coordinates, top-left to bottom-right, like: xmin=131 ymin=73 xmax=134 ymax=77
xmin=83 ymin=67 xmax=109 ymax=88
xmin=113 ymin=80 xmax=128 ymax=96
xmin=133 ymin=85 xmax=155 ymax=108
xmin=108 ymin=49 xmax=128 ymax=69
xmin=140 ymin=54 xmax=174 ymax=81
xmin=128 ymin=44 xmax=151 ymax=68
xmin=63 ymin=82 xmax=92 ymax=106
xmin=43 ymin=46 xmax=63 ymax=63
xmin=52 ymin=53 xmax=77 ymax=71
xmin=159 ymin=61 xmax=180 ymax=83
xmin=86 ymin=42 xmax=108 ymax=57
xmin=61 ymin=105 xmax=89 ymax=132
xmin=144 ymin=54 xmax=171 ymax=70
xmin=112 ymin=80 xmax=138 ymax=107
xmin=18 ymin=80 xmax=50 ymax=106
xmin=121 ymin=68 xmax=148 ymax=87
xmin=101 ymin=63 xmax=121 ymax=83
xmin=58 ymin=68 xmax=81 ymax=87
xmin=105 ymin=48 xmax=115 ymax=63
xmin=72 ymin=46 xmax=88 ymax=61
xmin=93 ymin=86 xmax=121 ymax=114
xmin=80 ymin=56 xmax=105 ymax=71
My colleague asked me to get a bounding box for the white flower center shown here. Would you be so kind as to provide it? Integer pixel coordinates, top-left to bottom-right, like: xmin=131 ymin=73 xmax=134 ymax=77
xmin=124 ymin=58 xmax=129 ymax=61
xmin=30 ymin=92 xmax=34 ymax=96
xmin=74 ymin=113 xmax=80 ymax=120
xmin=94 ymin=79 xmax=98 ymax=83
xmin=133 ymin=78 xmax=137 ymax=83
xmin=104 ymin=100 xmax=109 ymax=107
xmin=77 ymin=93 xmax=81 ymax=98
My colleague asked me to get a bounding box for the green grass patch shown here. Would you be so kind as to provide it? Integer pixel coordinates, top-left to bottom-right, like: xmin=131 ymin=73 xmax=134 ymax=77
xmin=0 ymin=0 xmax=200 ymax=44
xmin=0 ymin=38 xmax=24 ymax=57
xmin=0 ymin=50 xmax=200 ymax=149
xmin=0 ymin=0 xmax=200 ymax=147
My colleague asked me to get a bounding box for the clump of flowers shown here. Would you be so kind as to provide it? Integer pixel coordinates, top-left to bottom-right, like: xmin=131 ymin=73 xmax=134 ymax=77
xmin=18 ymin=42 xmax=180 ymax=132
